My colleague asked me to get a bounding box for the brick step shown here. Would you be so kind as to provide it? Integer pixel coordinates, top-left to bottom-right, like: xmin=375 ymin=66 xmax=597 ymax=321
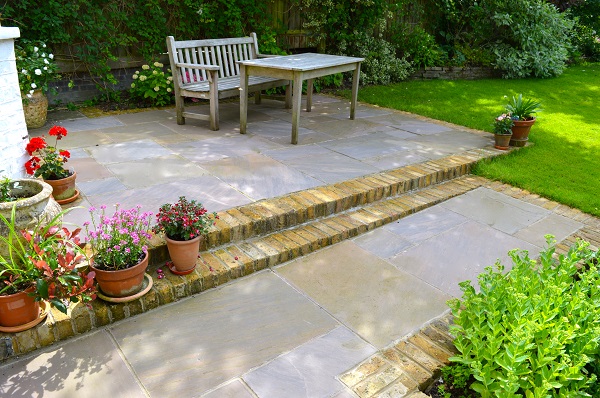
xmin=148 ymin=146 xmax=509 ymax=266
xmin=1 ymin=146 xmax=512 ymax=361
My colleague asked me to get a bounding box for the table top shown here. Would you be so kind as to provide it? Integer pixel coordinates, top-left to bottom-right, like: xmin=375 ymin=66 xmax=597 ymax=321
xmin=237 ymin=53 xmax=364 ymax=72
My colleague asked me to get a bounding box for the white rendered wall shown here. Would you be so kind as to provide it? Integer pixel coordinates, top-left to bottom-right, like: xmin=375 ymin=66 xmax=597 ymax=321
xmin=0 ymin=27 xmax=28 ymax=179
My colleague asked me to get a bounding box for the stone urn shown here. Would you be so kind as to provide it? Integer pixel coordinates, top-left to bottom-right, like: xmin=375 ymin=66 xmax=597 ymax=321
xmin=22 ymin=90 xmax=48 ymax=129
xmin=0 ymin=179 xmax=62 ymax=259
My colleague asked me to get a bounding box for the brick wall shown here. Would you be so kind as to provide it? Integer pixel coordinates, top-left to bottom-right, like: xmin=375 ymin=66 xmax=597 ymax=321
xmin=0 ymin=27 xmax=28 ymax=179
xmin=410 ymin=66 xmax=501 ymax=80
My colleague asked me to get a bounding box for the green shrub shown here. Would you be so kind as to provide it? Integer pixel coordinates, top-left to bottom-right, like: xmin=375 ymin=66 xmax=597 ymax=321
xmin=448 ymin=237 xmax=600 ymax=397
xmin=129 ymin=62 xmax=174 ymax=107
xmin=343 ymin=33 xmax=413 ymax=86
xmin=392 ymin=27 xmax=443 ymax=68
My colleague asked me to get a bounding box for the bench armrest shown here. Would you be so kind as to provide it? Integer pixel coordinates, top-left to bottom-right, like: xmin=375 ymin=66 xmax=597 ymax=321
xmin=175 ymin=62 xmax=220 ymax=71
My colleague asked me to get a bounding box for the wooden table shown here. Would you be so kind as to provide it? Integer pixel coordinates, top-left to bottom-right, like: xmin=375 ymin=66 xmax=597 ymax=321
xmin=238 ymin=53 xmax=364 ymax=144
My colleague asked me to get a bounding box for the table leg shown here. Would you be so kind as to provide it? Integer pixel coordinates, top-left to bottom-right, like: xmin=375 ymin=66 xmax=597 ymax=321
xmin=291 ymin=73 xmax=303 ymax=145
xmin=350 ymin=62 xmax=361 ymax=120
xmin=240 ymin=65 xmax=249 ymax=134
xmin=306 ymin=79 xmax=313 ymax=112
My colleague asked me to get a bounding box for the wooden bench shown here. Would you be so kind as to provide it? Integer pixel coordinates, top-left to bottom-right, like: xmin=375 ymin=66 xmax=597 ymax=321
xmin=166 ymin=33 xmax=291 ymax=131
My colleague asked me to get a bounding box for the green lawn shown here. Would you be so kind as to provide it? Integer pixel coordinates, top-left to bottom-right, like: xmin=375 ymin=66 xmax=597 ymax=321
xmin=350 ymin=64 xmax=600 ymax=217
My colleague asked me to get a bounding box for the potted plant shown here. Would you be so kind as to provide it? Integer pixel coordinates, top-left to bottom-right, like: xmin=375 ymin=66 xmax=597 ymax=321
xmin=15 ymin=39 xmax=59 ymax=129
xmin=24 ymin=125 xmax=79 ymax=204
xmin=0 ymin=206 xmax=96 ymax=330
xmin=0 ymin=175 xmax=62 ymax=260
xmin=504 ymin=94 xmax=542 ymax=147
xmin=84 ymin=204 xmax=153 ymax=300
xmin=492 ymin=113 xmax=514 ymax=150
xmin=153 ymin=197 xmax=217 ymax=275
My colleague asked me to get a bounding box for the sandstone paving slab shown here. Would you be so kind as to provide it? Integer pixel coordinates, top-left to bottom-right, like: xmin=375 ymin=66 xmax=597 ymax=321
xmin=84 ymin=175 xmax=252 ymax=215
xmin=352 ymin=228 xmax=414 ymax=259
xmin=440 ymin=187 xmax=550 ymax=235
xmin=307 ymin=118 xmax=397 ymax=138
xmin=394 ymin=121 xmax=455 ymax=135
xmin=263 ymin=143 xmax=333 ymax=162
xmin=243 ymin=326 xmax=376 ymax=398
xmin=100 ymin=121 xmax=190 ymax=145
xmin=201 ymin=153 xmax=322 ymax=200
xmin=276 ymin=241 xmax=452 ymax=349
xmin=0 ymin=331 xmax=146 ymax=398
xmin=513 ymin=213 xmax=583 ymax=247
xmin=406 ymin=131 xmax=492 ymax=159
xmin=202 ymin=379 xmax=255 ymax=398
xmin=67 ymin=157 xmax=114 ymax=182
xmin=282 ymin=152 xmax=380 ymax=184
xmin=56 ymin=116 xmax=125 ymax=132
xmin=384 ymin=206 xmax=469 ymax=245
xmin=105 ymin=155 xmax=209 ymax=188
xmin=388 ymin=220 xmax=540 ymax=298
xmin=87 ymin=139 xmax=172 ymax=164
xmin=319 ymin=132 xmax=419 ymax=161
xmin=167 ymin=134 xmax=283 ymax=163
xmin=109 ymin=271 xmax=337 ymax=397
xmin=77 ymin=177 xmax=128 ymax=197
xmin=362 ymin=151 xmax=430 ymax=171
xmin=65 ymin=148 xmax=90 ymax=159
xmin=113 ymin=109 xmax=174 ymax=124
xmin=57 ymin=130 xmax=114 ymax=149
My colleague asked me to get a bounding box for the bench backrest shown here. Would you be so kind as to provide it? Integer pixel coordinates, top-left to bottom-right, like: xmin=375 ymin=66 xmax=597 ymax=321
xmin=166 ymin=33 xmax=259 ymax=85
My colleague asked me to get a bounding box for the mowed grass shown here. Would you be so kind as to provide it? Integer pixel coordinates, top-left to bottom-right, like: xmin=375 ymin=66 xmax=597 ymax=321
xmin=350 ymin=64 xmax=600 ymax=216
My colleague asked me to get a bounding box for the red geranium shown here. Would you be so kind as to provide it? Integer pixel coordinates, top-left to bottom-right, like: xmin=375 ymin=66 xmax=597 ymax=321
xmin=48 ymin=125 xmax=68 ymax=139
xmin=24 ymin=125 xmax=72 ymax=180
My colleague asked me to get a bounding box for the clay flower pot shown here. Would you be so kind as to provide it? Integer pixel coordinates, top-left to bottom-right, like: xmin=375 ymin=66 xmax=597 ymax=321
xmin=510 ymin=118 xmax=536 ymax=147
xmin=0 ymin=287 xmax=40 ymax=327
xmin=494 ymin=133 xmax=512 ymax=150
xmin=91 ymin=252 xmax=149 ymax=298
xmin=166 ymin=235 xmax=202 ymax=274
xmin=44 ymin=171 xmax=79 ymax=204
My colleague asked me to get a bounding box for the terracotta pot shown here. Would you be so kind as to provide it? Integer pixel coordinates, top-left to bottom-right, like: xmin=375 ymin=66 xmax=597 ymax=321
xmin=22 ymin=90 xmax=48 ymax=129
xmin=0 ymin=179 xmax=61 ymax=260
xmin=0 ymin=287 xmax=40 ymax=327
xmin=91 ymin=252 xmax=149 ymax=298
xmin=44 ymin=171 xmax=78 ymax=204
xmin=166 ymin=235 xmax=202 ymax=273
xmin=494 ymin=134 xmax=512 ymax=150
xmin=510 ymin=118 xmax=536 ymax=147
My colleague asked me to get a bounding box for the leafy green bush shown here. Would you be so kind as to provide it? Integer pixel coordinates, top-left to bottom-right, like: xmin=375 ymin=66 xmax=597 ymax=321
xmin=129 ymin=62 xmax=174 ymax=107
xmin=491 ymin=0 xmax=574 ymax=78
xmin=448 ymin=237 xmax=600 ymax=397
xmin=343 ymin=33 xmax=413 ymax=86
xmin=392 ymin=27 xmax=443 ymax=68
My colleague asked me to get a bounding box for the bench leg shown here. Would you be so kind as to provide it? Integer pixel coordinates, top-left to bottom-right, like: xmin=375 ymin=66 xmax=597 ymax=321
xmin=255 ymin=91 xmax=262 ymax=105
xmin=175 ymin=95 xmax=185 ymax=125
xmin=208 ymin=70 xmax=219 ymax=131
xmin=285 ymin=82 xmax=292 ymax=109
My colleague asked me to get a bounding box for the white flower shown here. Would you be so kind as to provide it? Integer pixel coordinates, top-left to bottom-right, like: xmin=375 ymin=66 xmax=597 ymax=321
xmin=132 ymin=74 xmax=138 ymax=79
xmin=26 ymin=93 xmax=33 ymax=98
xmin=167 ymin=88 xmax=172 ymax=92
xmin=154 ymin=86 xmax=160 ymax=91
xmin=31 ymin=83 xmax=37 ymax=89
xmin=131 ymin=83 xmax=135 ymax=88
xmin=142 ymin=65 xmax=150 ymax=70
xmin=41 ymin=53 xmax=46 ymax=58
xmin=21 ymin=69 xmax=27 ymax=74
xmin=139 ymin=75 xmax=147 ymax=81
xmin=42 ymin=43 xmax=46 ymax=48
xmin=43 ymin=66 xmax=48 ymax=70
xmin=29 ymin=89 xmax=34 ymax=95
xmin=153 ymin=70 xmax=158 ymax=75
xmin=35 ymin=69 xmax=42 ymax=75
xmin=44 ymin=59 xmax=49 ymax=64
xmin=154 ymin=62 xmax=163 ymax=67
xmin=167 ymin=76 xmax=173 ymax=81
xmin=49 ymin=54 xmax=54 ymax=59
xmin=33 ymin=46 xmax=39 ymax=52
